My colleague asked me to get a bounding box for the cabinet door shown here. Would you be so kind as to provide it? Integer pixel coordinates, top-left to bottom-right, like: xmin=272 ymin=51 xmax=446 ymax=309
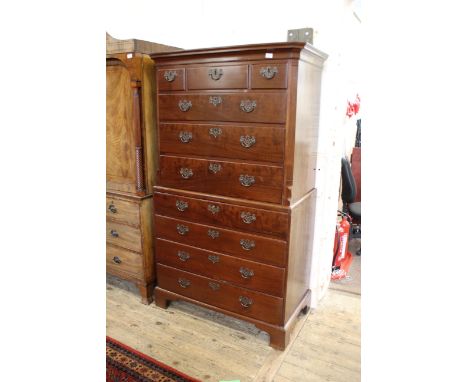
xmin=106 ymin=63 xmax=136 ymax=193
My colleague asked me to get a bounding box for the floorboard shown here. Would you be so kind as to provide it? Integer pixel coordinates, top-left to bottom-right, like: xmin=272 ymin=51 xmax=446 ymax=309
xmin=106 ymin=247 xmax=361 ymax=381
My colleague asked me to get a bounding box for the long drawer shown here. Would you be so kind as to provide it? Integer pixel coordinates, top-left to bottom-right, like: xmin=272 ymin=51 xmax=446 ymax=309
xmin=157 ymin=264 xmax=283 ymax=325
xmin=106 ymin=196 xmax=140 ymax=227
xmin=154 ymin=215 xmax=287 ymax=267
xmin=158 ymin=155 xmax=283 ymax=204
xmin=107 ymin=244 xmax=143 ymax=279
xmin=159 ymin=122 xmax=285 ymax=163
xmin=156 ymin=238 xmax=285 ymax=296
xmin=106 ymin=221 xmax=142 ymax=253
xmin=153 ymin=191 xmax=289 ymax=238
xmin=158 ymin=92 xmax=287 ymax=124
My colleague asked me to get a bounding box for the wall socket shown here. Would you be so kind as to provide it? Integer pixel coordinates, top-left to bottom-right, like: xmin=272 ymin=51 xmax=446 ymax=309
xmin=287 ymin=28 xmax=314 ymax=44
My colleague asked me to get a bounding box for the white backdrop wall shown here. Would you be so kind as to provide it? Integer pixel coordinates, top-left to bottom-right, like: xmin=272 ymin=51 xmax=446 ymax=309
xmin=107 ymin=0 xmax=362 ymax=307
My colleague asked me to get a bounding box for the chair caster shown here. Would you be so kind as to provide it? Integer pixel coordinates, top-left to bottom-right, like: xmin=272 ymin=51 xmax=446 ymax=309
xmin=352 ymin=225 xmax=361 ymax=236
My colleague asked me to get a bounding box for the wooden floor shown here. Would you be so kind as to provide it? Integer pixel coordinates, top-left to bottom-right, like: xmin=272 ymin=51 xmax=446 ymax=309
xmin=106 ymin=271 xmax=360 ymax=382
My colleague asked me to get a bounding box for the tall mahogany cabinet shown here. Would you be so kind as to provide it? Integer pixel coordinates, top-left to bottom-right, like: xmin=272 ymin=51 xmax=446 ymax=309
xmin=150 ymin=42 xmax=327 ymax=348
xmin=106 ymin=35 xmax=180 ymax=303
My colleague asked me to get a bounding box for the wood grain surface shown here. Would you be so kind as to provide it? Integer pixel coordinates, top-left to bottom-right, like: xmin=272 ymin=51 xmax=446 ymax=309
xmin=156 ymin=238 xmax=285 ymax=296
xmin=157 ymin=264 xmax=284 ymax=325
xmin=284 ymin=191 xmax=316 ymax=322
xmin=187 ymin=64 xmax=248 ymax=89
xmin=250 ymin=62 xmax=288 ymax=89
xmin=141 ymin=55 xmax=158 ymax=193
xmin=159 ymin=122 xmax=285 ymax=163
xmin=153 ymin=191 xmax=289 ymax=238
xmin=158 ymin=92 xmax=287 ymax=124
xmin=288 ymin=54 xmax=323 ymax=203
xmin=107 ymin=244 xmax=143 ymax=278
xmin=139 ymin=197 xmax=155 ymax=284
xmin=154 ymin=214 xmax=288 ymax=267
xmin=106 ymin=63 xmax=136 ymax=193
xmin=157 ymin=68 xmax=186 ymax=91
xmin=106 ymin=220 xmax=142 ymax=253
xmin=106 ymin=195 xmax=140 ymax=227
xmin=158 ymin=155 xmax=284 ymax=204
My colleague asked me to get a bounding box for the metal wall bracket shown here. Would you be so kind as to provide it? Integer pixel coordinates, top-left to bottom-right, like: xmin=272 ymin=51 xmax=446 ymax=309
xmin=287 ymin=28 xmax=314 ymax=44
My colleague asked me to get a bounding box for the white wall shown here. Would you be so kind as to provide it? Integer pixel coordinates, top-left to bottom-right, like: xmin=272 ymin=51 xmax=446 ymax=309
xmin=107 ymin=0 xmax=362 ymax=306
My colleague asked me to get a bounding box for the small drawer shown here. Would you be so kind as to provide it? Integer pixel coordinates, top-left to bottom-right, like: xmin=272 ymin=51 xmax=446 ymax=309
xmin=159 ymin=122 xmax=285 ymax=164
xmin=154 ymin=215 xmax=287 ymax=267
xmin=156 ymin=239 xmax=285 ymax=296
xmin=157 ymin=264 xmax=283 ymax=325
xmin=158 ymin=155 xmax=283 ymax=204
xmin=106 ymin=221 xmax=142 ymax=253
xmin=107 ymin=244 xmax=143 ymax=279
xmin=106 ymin=196 xmax=140 ymax=226
xmin=157 ymin=68 xmax=185 ymax=91
xmin=158 ymin=92 xmax=287 ymax=124
xmin=250 ymin=63 xmax=288 ymax=89
xmin=153 ymin=191 xmax=289 ymax=238
xmin=187 ymin=65 xmax=248 ymax=90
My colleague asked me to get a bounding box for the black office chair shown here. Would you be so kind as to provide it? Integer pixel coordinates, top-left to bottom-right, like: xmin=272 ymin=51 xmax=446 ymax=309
xmin=341 ymin=157 xmax=361 ymax=255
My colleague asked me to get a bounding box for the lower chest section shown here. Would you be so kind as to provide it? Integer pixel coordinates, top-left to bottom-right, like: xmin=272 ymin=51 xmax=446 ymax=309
xmin=153 ymin=188 xmax=290 ymax=323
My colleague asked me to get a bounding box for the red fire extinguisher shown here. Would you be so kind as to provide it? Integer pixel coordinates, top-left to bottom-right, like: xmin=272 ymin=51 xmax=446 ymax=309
xmin=331 ymin=211 xmax=353 ymax=280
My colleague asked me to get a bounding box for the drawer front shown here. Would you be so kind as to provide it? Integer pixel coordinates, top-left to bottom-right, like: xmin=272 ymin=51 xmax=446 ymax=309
xmin=159 ymin=155 xmax=283 ymax=204
xmin=157 ymin=68 xmax=185 ymax=91
xmin=107 ymin=244 xmax=143 ymax=278
xmin=157 ymin=264 xmax=283 ymax=325
xmin=187 ymin=65 xmax=248 ymax=90
xmin=106 ymin=196 xmax=140 ymax=226
xmin=158 ymin=93 xmax=287 ymax=124
xmin=159 ymin=123 xmax=285 ymax=164
xmin=156 ymin=239 xmax=285 ymax=296
xmin=153 ymin=192 xmax=289 ymax=238
xmin=250 ymin=63 xmax=288 ymax=89
xmin=106 ymin=221 xmax=142 ymax=253
xmin=154 ymin=215 xmax=287 ymax=267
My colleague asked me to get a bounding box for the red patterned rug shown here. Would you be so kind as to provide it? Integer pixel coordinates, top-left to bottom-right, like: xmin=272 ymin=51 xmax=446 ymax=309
xmin=106 ymin=336 xmax=200 ymax=382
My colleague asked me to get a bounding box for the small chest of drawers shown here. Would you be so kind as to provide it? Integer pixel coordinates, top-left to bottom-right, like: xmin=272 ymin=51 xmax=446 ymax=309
xmin=106 ymin=193 xmax=154 ymax=303
xmin=151 ymin=42 xmax=327 ymax=349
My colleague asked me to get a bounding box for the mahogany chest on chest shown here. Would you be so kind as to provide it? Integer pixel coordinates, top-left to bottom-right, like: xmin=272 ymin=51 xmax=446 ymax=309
xmin=151 ymin=42 xmax=327 ymax=349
